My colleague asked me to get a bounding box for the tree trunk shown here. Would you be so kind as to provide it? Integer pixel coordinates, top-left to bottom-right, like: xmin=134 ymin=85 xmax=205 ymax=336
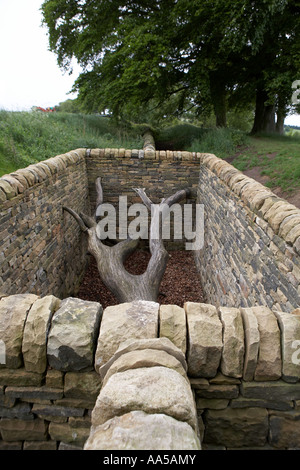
xmin=63 ymin=178 xmax=192 ymax=303
xmin=209 ymin=71 xmax=227 ymax=127
xmin=251 ymin=87 xmax=276 ymax=135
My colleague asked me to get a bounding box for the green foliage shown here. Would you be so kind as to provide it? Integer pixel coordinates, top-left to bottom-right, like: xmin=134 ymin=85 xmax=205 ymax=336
xmin=0 ymin=110 xmax=143 ymax=176
xmin=187 ymin=127 xmax=250 ymax=158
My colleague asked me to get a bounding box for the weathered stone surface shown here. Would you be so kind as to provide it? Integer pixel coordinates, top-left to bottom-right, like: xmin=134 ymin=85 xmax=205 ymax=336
xmin=204 ymin=408 xmax=268 ymax=448
xmin=269 ymin=411 xmax=300 ymax=448
xmin=5 ymin=386 xmax=63 ymax=401
xmin=185 ymin=302 xmax=223 ymax=378
xmin=22 ymin=295 xmax=61 ymax=373
xmin=47 ymin=297 xmax=102 ymax=372
xmin=102 ymin=349 xmax=188 ymax=386
xmin=251 ymin=306 xmax=281 ymax=380
xmin=0 ymin=402 xmax=33 ymax=420
xmin=0 ymin=294 xmax=38 ymax=368
xmin=219 ymin=307 xmax=244 ymax=378
xmin=195 ymin=384 xmax=239 ymax=400
xmin=64 ymin=371 xmax=101 ymax=400
xmin=99 ymin=337 xmax=187 ymax=380
xmin=85 ymin=411 xmax=201 ymax=450
xmin=241 ymin=380 xmax=300 ymax=401
xmin=92 ymin=366 xmax=197 ymax=431
xmin=32 ymin=403 xmax=85 ymax=418
xmin=159 ymin=305 xmax=186 ymax=354
xmin=94 ymin=301 xmax=159 ymax=373
xmin=274 ymin=311 xmax=300 ymax=383
xmin=23 ymin=441 xmax=58 ymax=451
xmin=49 ymin=421 xmax=90 ymax=447
xmin=45 ymin=369 xmax=64 ymax=389
xmin=240 ymin=308 xmax=260 ymax=381
xmin=0 ymin=418 xmax=48 ymax=441
xmin=0 ymin=368 xmax=44 ymax=386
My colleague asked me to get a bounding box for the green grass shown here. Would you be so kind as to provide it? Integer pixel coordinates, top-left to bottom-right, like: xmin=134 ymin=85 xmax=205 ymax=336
xmin=0 ymin=110 xmax=143 ymax=176
xmin=229 ymin=133 xmax=300 ymax=193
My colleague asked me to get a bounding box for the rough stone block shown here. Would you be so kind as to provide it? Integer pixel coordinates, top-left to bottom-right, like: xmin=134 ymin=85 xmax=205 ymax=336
xmin=91 ymin=366 xmax=198 ymax=431
xmin=240 ymin=308 xmax=260 ymax=381
xmin=269 ymin=411 xmax=300 ymax=449
xmin=0 ymin=294 xmax=39 ymax=368
xmin=99 ymin=337 xmax=187 ymax=380
xmin=22 ymin=295 xmax=61 ymax=373
xmin=47 ymin=297 xmax=102 ymax=372
xmin=49 ymin=421 xmax=90 ymax=447
xmin=0 ymin=418 xmax=48 ymax=441
xmin=251 ymin=306 xmax=282 ymax=381
xmin=94 ymin=301 xmax=159 ymax=373
xmin=203 ymin=408 xmax=268 ymax=448
xmin=219 ymin=307 xmax=244 ymax=378
xmin=85 ymin=411 xmax=201 ymax=450
xmin=64 ymin=371 xmax=101 ymax=400
xmin=159 ymin=304 xmax=186 ymax=354
xmin=185 ymin=302 xmax=223 ymax=378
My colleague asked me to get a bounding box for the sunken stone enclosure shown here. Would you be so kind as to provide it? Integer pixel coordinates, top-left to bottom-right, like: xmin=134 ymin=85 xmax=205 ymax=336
xmin=1 ymin=136 xmax=300 ymax=450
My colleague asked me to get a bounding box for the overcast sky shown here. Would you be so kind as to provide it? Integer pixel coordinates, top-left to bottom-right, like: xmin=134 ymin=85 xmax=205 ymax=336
xmin=0 ymin=0 xmax=299 ymax=126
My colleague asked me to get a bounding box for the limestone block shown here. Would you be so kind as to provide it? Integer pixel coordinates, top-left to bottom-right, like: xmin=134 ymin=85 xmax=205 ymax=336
xmin=0 ymin=294 xmax=39 ymax=369
xmin=185 ymin=302 xmax=223 ymax=378
xmin=278 ymin=214 xmax=300 ymax=239
xmin=47 ymin=297 xmax=102 ymax=372
xmin=102 ymin=349 xmax=188 ymax=386
xmin=204 ymin=408 xmax=268 ymax=448
xmin=274 ymin=311 xmax=300 ymax=383
xmin=240 ymin=308 xmax=260 ymax=381
xmin=269 ymin=411 xmax=300 ymax=449
xmin=218 ymin=307 xmax=244 ymax=378
xmin=91 ymin=366 xmax=198 ymax=431
xmin=49 ymin=421 xmax=90 ymax=447
xmin=0 ymin=418 xmax=48 ymax=441
xmin=99 ymin=336 xmax=187 ymax=380
xmin=94 ymin=301 xmax=159 ymax=373
xmin=22 ymin=295 xmax=61 ymax=373
xmin=251 ymin=306 xmax=282 ymax=381
xmin=159 ymin=304 xmax=186 ymax=354
xmin=84 ymin=411 xmax=201 ymax=450
xmin=64 ymin=371 xmax=101 ymax=400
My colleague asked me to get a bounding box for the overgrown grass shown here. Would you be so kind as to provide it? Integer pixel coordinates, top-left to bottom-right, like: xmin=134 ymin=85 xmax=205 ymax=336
xmin=187 ymin=127 xmax=250 ymax=158
xmin=0 ymin=110 xmax=143 ymax=176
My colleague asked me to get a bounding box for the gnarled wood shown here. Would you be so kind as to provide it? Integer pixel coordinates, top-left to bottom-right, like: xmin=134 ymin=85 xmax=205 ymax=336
xmin=63 ymin=178 xmax=192 ymax=303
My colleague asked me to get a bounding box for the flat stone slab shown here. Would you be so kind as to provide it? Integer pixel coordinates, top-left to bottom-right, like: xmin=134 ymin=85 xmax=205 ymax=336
xmin=102 ymin=348 xmax=188 ymax=387
xmin=47 ymin=297 xmax=102 ymax=372
xmin=85 ymin=411 xmax=201 ymax=450
xmin=94 ymin=301 xmax=159 ymax=373
xmin=0 ymin=294 xmax=39 ymax=369
xmin=274 ymin=311 xmax=300 ymax=383
xmin=219 ymin=307 xmax=244 ymax=378
xmin=185 ymin=302 xmax=223 ymax=378
xmin=91 ymin=366 xmax=198 ymax=431
xmin=251 ymin=306 xmax=282 ymax=381
xmin=99 ymin=337 xmax=187 ymax=380
xmin=22 ymin=295 xmax=61 ymax=374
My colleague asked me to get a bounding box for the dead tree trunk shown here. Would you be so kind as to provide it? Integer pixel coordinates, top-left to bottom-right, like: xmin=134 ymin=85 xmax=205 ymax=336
xmin=63 ymin=177 xmax=191 ymax=303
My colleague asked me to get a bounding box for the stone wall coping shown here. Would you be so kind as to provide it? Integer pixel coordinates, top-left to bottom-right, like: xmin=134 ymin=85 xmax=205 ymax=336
xmin=0 ymin=149 xmax=87 ymax=202
xmin=200 ymin=152 xmax=300 ymax=257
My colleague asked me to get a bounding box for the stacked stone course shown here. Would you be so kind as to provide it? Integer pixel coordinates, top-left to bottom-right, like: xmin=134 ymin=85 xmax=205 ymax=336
xmin=0 ymin=294 xmax=300 ymax=450
xmin=196 ymin=153 xmax=300 ymax=312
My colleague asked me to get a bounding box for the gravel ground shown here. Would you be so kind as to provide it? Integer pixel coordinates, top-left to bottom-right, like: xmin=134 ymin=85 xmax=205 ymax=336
xmin=76 ymin=250 xmax=205 ymax=309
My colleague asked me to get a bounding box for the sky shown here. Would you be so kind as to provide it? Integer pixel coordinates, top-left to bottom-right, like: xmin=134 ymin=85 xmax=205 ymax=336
xmin=0 ymin=0 xmax=299 ymax=126
xmin=0 ymin=0 xmax=81 ymax=111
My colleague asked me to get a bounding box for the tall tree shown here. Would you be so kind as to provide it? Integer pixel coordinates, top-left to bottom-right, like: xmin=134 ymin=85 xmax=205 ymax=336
xmin=41 ymin=0 xmax=300 ymax=131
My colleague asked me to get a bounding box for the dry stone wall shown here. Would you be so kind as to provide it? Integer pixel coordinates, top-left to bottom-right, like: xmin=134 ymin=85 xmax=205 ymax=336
xmin=196 ymin=153 xmax=300 ymax=312
xmin=1 ymin=294 xmax=300 ymax=450
xmin=0 ymin=149 xmax=89 ymax=299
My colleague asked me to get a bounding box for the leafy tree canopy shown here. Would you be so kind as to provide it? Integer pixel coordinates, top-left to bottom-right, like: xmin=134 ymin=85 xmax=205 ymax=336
xmin=41 ymin=0 xmax=300 ymax=131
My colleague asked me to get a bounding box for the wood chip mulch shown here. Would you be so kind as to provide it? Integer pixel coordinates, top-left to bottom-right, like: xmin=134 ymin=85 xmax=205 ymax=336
xmin=76 ymin=249 xmax=205 ymax=309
